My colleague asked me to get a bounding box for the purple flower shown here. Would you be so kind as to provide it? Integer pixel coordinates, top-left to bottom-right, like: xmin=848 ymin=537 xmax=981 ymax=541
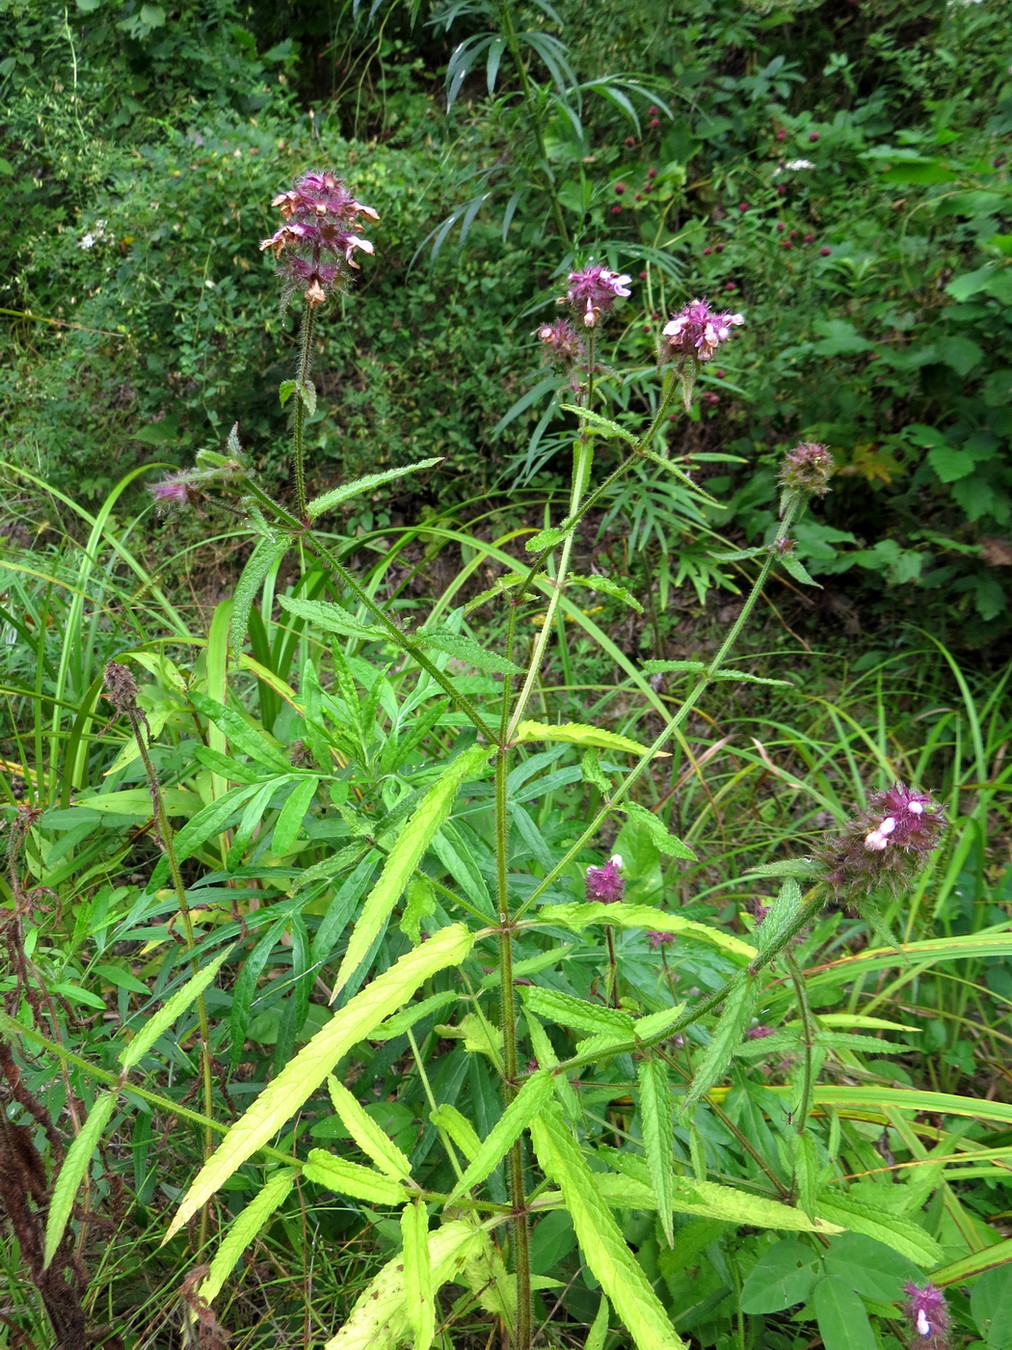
xmin=565 ymin=264 xmax=632 ymax=328
xmin=663 ymin=299 xmax=744 ymax=363
xmin=779 ymin=441 xmax=835 ymax=497
xmin=647 ymin=930 xmax=675 ymax=950
xmin=817 ymin=784 xmax=946 ymax=904
xmin=586 ymin=854 xmax=624 ymax=904
xmin=903 ymin=1282 xmax=950 ymax=1348
xmin=260 ymin=170 xmax=378 ymax=308
xmin=149 ymin=475 xmax=201 ymax=513
xmin=745 ymin=1025 xmax=776 ymax=1040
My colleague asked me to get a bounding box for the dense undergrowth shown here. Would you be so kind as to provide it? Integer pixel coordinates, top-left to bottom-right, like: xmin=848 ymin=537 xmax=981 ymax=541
xmin=1 ymin=4 xmax=1012 ymax=1350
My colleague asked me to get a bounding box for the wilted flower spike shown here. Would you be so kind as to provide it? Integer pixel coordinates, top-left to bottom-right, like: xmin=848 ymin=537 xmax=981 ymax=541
xmin=903 ymin=1282 xmax=950 ymax=1349
xmin=586 ymin=854 xmax=624 ymax=904
xmin=536 ymin=318 xmax=586 ymax=369
xmin=817 ymin=784 xmax=946 ymax=904
xmin=779 ymin=441 xmax=835 ymax=496
xmin=663 ymin=298 xmax=744 ymax=363
xmin=565 ymin=264 xmax=632 ymax=328
xmin=261 ymin=169 xmax=378 ymax=307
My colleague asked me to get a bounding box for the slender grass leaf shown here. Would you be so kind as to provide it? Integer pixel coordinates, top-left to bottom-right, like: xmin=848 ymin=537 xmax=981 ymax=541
xmin=447 ymin=1069 xmax=554 ymax=1203
xmin=542 ymin=903 xmax=755 ymax=961
xmin=326 ymin=1076 xmax=412 ymax=1181
xmin=45 ymin=1092 xmax=118 ymax=1266
xmin=331 ymin=744 xmax=490 ymax=997
xmin=401 ymin=1198 xmax=434 ymax=1350
xmin=303 ymin=1150 xmax=407 ymax=1205
xmin=164 ymin=923 xmax=474 ymax=1240
xmin=638 ymin=1058 xmax=675 ymax=1246
xmin=529 ymin=1102 xmax=686 ymax=1350
xmin=191 ymin=745 xmax=266 ymax=784
xmin=682 ymin=975 xmax=760 ymax=1112
xmin=323 ymin=1220 xmax=484 ymax=1350
xmin=119 ymin=947 xmax=232 ymax=1072
xmin=307 ymin=459 xmax=442 ymax=520
xmin=200 ymin=1168 xmax=297 ymax=1303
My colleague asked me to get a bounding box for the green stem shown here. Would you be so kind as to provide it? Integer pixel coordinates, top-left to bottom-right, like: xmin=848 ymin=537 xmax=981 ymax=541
xmin=785 ymin=951 xmax=816 ymax=1137
xmin=293 ymin=301 xmax=317 ymax=522
xmin=513 ymin=495 xmax=804 ymax=922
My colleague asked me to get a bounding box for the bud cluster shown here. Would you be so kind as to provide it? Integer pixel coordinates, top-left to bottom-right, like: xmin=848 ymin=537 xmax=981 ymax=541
xmin=779 ymin=441 xmax=835 ymax=497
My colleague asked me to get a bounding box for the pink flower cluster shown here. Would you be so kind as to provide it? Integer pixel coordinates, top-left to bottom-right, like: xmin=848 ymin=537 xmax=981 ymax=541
xmin=586 ymin=854 xmax=625 ymax=904
xmin=663 ymin=299 xmax=744 ymax=363
xmin=817 ymin=784 xmax=946 ymax=903
xmin=260 ymin=170 xmax=378 ymax=307
xmin=779 ymin=441 xmax=835 ymax=497
xmin=565 ymin=264 xmax=632 ymax=328
xmin=903 ymin=1282 xmax=950 ymax=1349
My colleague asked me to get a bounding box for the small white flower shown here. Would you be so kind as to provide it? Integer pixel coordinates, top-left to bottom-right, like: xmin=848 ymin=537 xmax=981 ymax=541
xmin=784 ymin=159 xmax=815 ymax=171
xmin=78 ymin=233 xmax=96 ymax=250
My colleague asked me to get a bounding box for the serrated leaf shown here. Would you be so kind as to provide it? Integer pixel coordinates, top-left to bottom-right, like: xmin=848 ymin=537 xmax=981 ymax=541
xmin=617 ymin=802 xmax=695 ymax=860
xmin=543 ymin=903 xmax=755 ymax=961
xmin=814 ymin=1191 xmax=943 ymax=1265
xmin=200 ymin=1169 xmax=297 ymax=1303
xmin=794 ymin=1131 xmax=820 ymax=1219
xmin=568 ymin=575 xmax=644 ymax=613
xmin=448 ymin=1070 xmax=555 ymax=1203
xmin=145 ymin=781 xmax=264 ymax=892
xmin=580 ymin=748 xmax=611 ymax=794
xmin=164 ymin=924 xmax=474 ymax=1241
xmin=638 ymin=1059 xmax=675 ymax=1247
xmin=418 ymin=627 xmax=523 ymax=675
xmin=326 ymin=1076 xmax=412 ymax=1181
xmin=682 ymin=976 xmax=759 ymax=1111
xmin=530 ymin=1102 xmax=686 ymax=1350
xmin=272 ymin=776 xmax=319 ymax=857
xmin=303 ymin=1150 xmax=407 ymax=1204
xmin=525 ymin=523 xmax=570 ymax=552
xmin=780 ymin=553 xmax=819 ymax=587
xmin=188 ymin=690 xmax=293 ymax=771
xmin=401 ymin=1198 xmax=434 ymax=1350
xmin=331 ymin=745 xmax=490 ymax=997
xmin=633 ymin=1004 xmax=687 ymax=1044
xmin=640 ymin=660 xmax=791 ymax=687
xmin=323 ymin=1221 xmax=483 ymax=1350
xmin=307 ymin=459 xmax=441 ymax=521
xmin=515 ymin=721 xmax=653 ymax=755
xmin=557 ymin=404 xmax=638 ymax=445
xmin=119 ymin=947 xmax=233 ymax=1072
xmin=230 ymin=538 xmax=288 ymax=654
xmin=296 ymin=378 xmax=317 ymax=415
xmin=430 ymin=1105 xmax=481 ymax=1163
xmin=278 ymin=595 xmax=387 ymax=641
xmin=754 ymin=877 xmax=804 ymax=961
xmin=519 ymin=986 xmax=635 ymax=1037
xmin=279 ymin=379 xmax=296 ymax=408
xmin=372 ymin=991 xmax=458 ymax=1042
xmin=45 ymin=1092 xmax=118 ymax=1266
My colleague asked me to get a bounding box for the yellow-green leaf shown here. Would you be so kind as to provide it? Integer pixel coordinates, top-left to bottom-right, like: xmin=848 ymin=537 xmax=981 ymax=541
xmin=200 ymin=1169 xmax=297 ymax=1303
xmin=515 ymin=721 xmax=658 ymax=756
xmin=303 ymin=1151 xmax=407 ymax=1205
xmin=326 ymin=1076 xmax=412 ymax=1181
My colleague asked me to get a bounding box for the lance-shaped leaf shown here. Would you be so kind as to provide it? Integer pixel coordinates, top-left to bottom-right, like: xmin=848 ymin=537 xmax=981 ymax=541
xmin=324 ymin=1220 xmax=484 ymax=1350
xmin=401 ymin=1198 xmax=434 ymax=1350
xmin=515 ymin=721 xmax=659 ymax=756
xmin=200 ymin=1168 xmax=297 ymax=1303
xmin=119 ymin=947 xmax=233 ymax=1072
xmin=278 ymin=595 xmax=387 ymax=641
xmin=45 ymin=1092 xmax=118 ymax=1267
xmin=518 ymin=986 xmax=634 ymax=1038
xmin=530 ymin=1101 xmax=686 ymax=1350
xmin=164 ymin=923 xmax=473 ymax=1241
xmin=302 ymin=1151 xmax=407 ymax=1205
xmin=307 ymin=458 xmax=442 ymax=521
xmin=416 ymin=627 xmax=523 ymax=676
xmin=331 ymin=745 xmax=490 ymax=997
xmin=326 ymin=1075 xmax=412 ymax=1181
xmin=617 ymin=801 xmax=695 ymax=860
xmin=638 ymin=1058 xmax=675 ymax=1248
xmin=682 ymin=975 xmax=760 ymax=1113
xmin=543 ymin=903 xmax=755 ymax=962
xmin=447 ymin=1069 xmax=554 ymax=1204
